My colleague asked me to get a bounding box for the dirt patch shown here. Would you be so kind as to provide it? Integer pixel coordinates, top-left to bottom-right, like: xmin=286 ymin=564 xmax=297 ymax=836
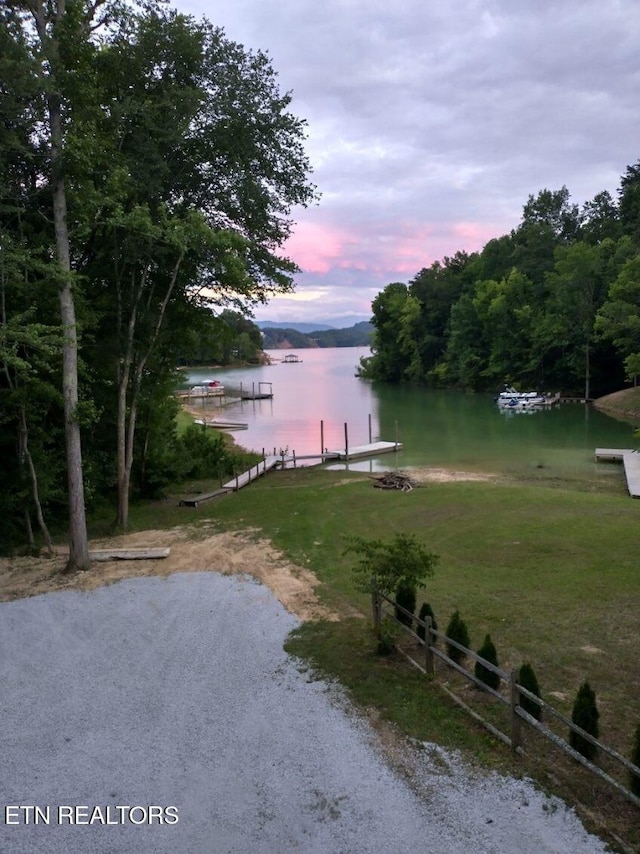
xmin=407 ymin=466 xmax=498 ymax=484
xmin=0 ymin=525 xmax=338 ymax=622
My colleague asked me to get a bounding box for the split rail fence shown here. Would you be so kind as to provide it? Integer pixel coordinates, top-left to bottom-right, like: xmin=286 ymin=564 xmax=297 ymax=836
xmin=373 ymin=588 xmax=640 ymax=809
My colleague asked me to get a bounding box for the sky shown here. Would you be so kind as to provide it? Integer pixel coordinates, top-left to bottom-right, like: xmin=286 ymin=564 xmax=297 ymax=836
xmin=176 ymin=0 xmax=640 ymax=327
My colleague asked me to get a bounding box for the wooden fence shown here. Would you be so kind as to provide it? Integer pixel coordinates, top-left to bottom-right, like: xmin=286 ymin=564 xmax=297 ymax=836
xmin=373 ymin=588 xmax=640 ymax=809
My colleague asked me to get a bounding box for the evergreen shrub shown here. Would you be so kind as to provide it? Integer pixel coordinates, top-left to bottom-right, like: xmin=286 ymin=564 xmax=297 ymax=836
xmin=570 ymin=681 xmax=600 ymax=761
xmin=445 ymin=610 xmax=470 ymax=664
xmin=474 ymin=634 xmax=500 ymax=690
xmin=517 ymin=662 xmax=542 ymax=720
xmin=395 ymin=580 xmax=416 ymax=627
xmin=416 ymin=603 xmax=437 ymax=643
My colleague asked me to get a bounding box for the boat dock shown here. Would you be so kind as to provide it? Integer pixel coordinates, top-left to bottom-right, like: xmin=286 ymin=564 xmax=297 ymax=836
xmin=595 ymin=448 xmax=640 ymax=497
xmin=179 ymin=440 xmax=403 ymax=506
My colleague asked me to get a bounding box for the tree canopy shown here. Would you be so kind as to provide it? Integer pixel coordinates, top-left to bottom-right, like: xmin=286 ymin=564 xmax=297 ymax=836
xmin=0 ymin=1 xmax=316 ymax=551
xmin=363 ymin=169 xmax=640 ymax=397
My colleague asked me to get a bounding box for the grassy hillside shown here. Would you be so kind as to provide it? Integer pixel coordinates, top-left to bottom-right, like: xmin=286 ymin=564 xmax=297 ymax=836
xmin=594 ymin=387 xmax=640 ymax=425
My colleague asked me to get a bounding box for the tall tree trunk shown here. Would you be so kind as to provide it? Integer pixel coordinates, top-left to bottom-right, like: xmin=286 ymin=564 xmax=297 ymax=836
xmin=585 ymin=340 xmax=590 ymax=401
xmin=116 ymin=254 xmax=184 ymax=530
xmin=18 ymin=406 xmax=55 ymax=556
xmin=34 ymin=0 xmax=90 ymax=571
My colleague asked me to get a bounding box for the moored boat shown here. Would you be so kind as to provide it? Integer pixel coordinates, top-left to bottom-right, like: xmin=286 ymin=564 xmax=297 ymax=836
xmin=496 ymin=385 xmax=546 ymax=407
xmin=189 ymin=380 xmax=225 ymax=396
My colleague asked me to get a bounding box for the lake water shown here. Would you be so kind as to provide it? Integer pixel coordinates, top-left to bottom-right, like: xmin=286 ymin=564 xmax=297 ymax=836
xmin=185 ymin=348 xmax=637 ymax=481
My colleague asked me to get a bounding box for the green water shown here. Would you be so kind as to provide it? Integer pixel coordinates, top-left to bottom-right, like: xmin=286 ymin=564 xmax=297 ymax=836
xmin=186 ymin=348 xmax=637 ymax=482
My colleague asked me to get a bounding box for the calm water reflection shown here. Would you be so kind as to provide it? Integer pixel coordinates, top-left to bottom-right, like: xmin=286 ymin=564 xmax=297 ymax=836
xmin=185 ymin=348 xmax=636 ymax=480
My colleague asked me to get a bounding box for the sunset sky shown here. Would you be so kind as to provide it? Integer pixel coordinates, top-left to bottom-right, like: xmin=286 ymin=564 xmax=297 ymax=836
xmin=178 ymin=0 xmax=640 ymax=327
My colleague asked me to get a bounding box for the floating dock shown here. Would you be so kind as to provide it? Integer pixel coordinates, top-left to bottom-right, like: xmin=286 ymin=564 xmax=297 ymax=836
xmin=331 ymin=440 xmax=402 ymax=460
xmin=594 ymin=448 xmax=640 ymax=497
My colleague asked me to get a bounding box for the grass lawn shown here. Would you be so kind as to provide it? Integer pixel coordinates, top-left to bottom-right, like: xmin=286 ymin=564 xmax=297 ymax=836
xmin=124 ymin=462 xmax=640 ymax=847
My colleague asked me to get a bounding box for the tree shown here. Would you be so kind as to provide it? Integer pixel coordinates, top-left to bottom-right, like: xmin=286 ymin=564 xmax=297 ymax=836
xmin=394 ymin=579 xmax=416 ymax=627
xmin=345 ymin=532 xmax=438 ymax=598
xmin=2 ymin=0 xmax=110 ymax=569
xmin=595 ymin=255 xmax=640 ymax=372
xmin=445 ymin=610 xmax=470 ymax=665
xmin=580 ymin=190 xmax=621 ymax=244
xmin=416 ymin=602 xmax=437 ymax=643
xmin=78 ymin=10 xmax=316 ymax=529
xmin=543 ymin=241 xmax=604 ymax=399
xmin=618 ymin=160 xmax=640 ymax=238
xmin=367 ymin=283 xmax=412 ymax=381
xmin=474 ymin=634 xmax=500 ymax=690
xmin=570 ymin=681 xmax=600 ymax=761
xmin=517 ymin=662 xmax=542 ymax=721
xmin=408 ymin=252 xmax=475 ymax=381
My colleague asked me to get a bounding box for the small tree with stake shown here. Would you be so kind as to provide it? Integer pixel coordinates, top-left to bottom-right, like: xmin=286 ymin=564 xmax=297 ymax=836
xmin=344 ymin=533 xmax=438 ymax=650
xmin=345 ymin=533 xmax=438 ymax=600
xmin=570 ymin=681 xmax=599 ymax=761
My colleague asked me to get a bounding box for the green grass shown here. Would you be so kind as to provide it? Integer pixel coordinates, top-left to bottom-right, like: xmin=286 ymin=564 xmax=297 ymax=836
xmin=121 ymin=464 xmax=640 ymax=846
xmin=188 ymin=469 xmax=640 ymax=741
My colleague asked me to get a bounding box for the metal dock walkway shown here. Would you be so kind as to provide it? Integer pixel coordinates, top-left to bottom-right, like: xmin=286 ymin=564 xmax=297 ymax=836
xmin=179 ymin=440 xmax=404 ymax=505
xmin=594 ymin=448 xmax=640 ymax=497
xmin=223 ymin=456 xmax=280 ymax=490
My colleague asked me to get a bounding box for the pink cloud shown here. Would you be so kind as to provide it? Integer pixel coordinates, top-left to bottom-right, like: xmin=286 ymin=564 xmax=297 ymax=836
xmin=285 ymin=216 xmax=506 ymax=284
xmin=284 ymin=221 xmax=356 ymax=274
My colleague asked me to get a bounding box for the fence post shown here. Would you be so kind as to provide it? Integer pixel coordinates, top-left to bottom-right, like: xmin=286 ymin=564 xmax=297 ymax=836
xmin=510 ymin=668 xmax=522 ymax=752
xmin=424 ymin=616 xmax=434 ymax=676
xmin=371 ymin=581 xmax=381 ymax=632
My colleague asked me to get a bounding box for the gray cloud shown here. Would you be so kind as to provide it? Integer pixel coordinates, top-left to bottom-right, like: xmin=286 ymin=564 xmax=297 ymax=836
xmin=179 ymin=0 xmax=640 ymax=324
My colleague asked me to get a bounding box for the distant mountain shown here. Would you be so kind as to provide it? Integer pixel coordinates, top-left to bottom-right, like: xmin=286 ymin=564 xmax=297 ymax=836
xmin=261 ymin=321 xmax=373 ymax=350
xmin=256 ymin=321 xmax=335 ymax=333
xmin=257 ymin=315 xmax=372 ymax=331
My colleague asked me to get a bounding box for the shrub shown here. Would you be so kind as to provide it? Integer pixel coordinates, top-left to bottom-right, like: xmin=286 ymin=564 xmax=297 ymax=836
xmin=474 ymin=634 xmax=500 ymax=690
xmin=416 ymin=602 xmax=437 ymax=643
xmin=570 ymin=681 xmax=599 ymax=761
xmin=376 ymin=618 xmax=398 ymax=656
xmin=517 ymin=662 xmax=542 ymax=720
xmin=344 ymin=532 xmax=438 ymax=597
xmin=630 ymin=723 xmax=640 ymax=797
xmin=395 ymin=579 xmax=416 ymax=627
xmin=445 ymin=610 xmax=470 ymax=664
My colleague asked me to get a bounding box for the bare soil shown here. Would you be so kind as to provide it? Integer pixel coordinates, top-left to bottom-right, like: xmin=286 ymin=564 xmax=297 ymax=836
xmin=0 ymin=526 xmax=339 ymax=622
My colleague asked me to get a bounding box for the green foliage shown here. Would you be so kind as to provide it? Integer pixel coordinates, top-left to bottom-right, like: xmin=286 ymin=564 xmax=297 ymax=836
xmin=362 ymin=168 xmax=640 ymax=396
xmin=517 ymin=662 xmax=542 ymax=721
xmin=344 ymin=532 xmax=438 ymax=598
xmin=376 ymin=617 xmax=399 ymax=656
xmin=394 ymin=579 xmax=416 ymax=627
xmin=416 ymin=602 xmax=438 ymax=643
xmin=570 ymin=681 xmax=600 ymax=761
xmin=474 ymin=634 xmax=501 ymax=691
xmin=630 ymin=723 xmax=640 ymax=797
xmin=445 ymin=610 xmax=470 ymax=664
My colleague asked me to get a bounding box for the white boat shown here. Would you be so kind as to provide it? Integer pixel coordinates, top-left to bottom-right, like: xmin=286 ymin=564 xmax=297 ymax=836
xmin=189 ymin=381 xmax=225 ymax=397
xmin=496 ymin=386 xmax=546 ymax=408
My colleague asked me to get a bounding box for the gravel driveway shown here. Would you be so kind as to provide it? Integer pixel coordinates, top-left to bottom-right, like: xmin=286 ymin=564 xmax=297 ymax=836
xmin=0 ymin=572 xmax=609 ymax=853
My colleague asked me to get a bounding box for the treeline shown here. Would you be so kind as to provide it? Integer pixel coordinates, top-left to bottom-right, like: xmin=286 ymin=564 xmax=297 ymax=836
xmin=177 ymin=311 xmax=264 ymax=366
xmin=0 ymin=3 xmax=315 ymax=557
xmin=262 ymin=321 xmax=373 ymax=349
xmin=360 ymin=168 xmax=640 ymax=397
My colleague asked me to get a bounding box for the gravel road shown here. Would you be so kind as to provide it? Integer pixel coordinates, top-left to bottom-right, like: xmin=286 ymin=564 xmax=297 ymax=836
xmin=0 ymin=572 xmax=609 ymax=853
